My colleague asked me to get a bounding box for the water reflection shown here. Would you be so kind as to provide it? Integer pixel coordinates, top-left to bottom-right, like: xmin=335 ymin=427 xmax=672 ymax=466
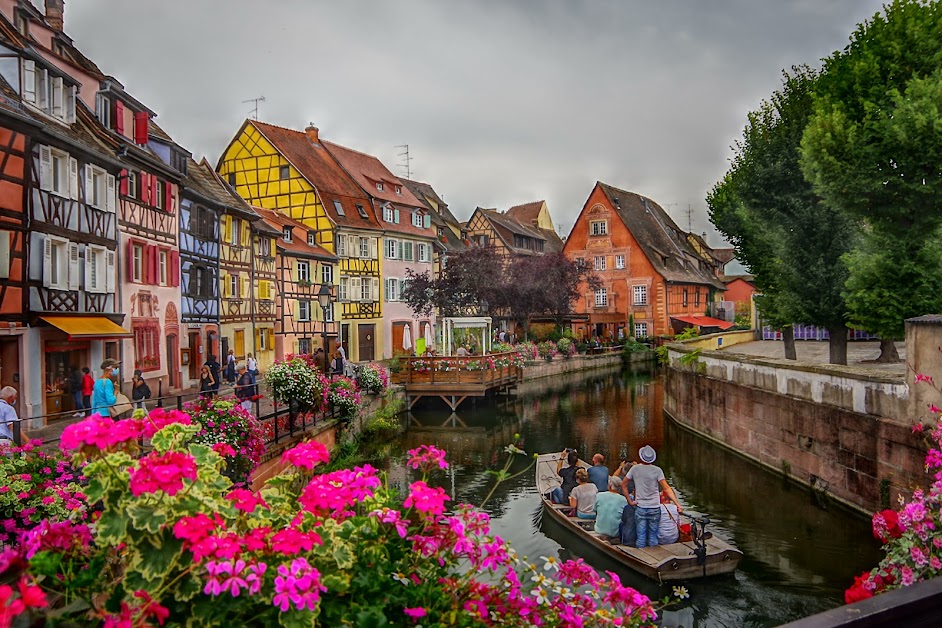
xmin=394 ymin=365 xmax=881 ymax=627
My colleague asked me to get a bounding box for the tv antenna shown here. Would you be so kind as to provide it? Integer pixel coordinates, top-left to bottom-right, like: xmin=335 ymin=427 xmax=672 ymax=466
xmin=685 ymin=203 xmax=693 ymax=232
xmin=242 ymin=95 xmax=266 ymax=120
xmin=395 ymin=144 xmax=412 ymax=180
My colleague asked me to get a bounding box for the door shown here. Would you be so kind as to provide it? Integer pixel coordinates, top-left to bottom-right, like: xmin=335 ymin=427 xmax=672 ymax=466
xmin=357 ymin=324 xmax=374 ymax=362
xmin=188 ymin=332 xmax=200 ymax=380
xmin=392 ymin=323 xmax=405 ymax=357
xmin=220 ymin=337 xmax=230 ymax=363
xmin=0 ymin=337 xmax=19 ymax=392
xmin=166 ymin=335 xmax=179 ymax=390
xmin=206 ymin=331 xmax=218 ymax=361
xmin=234 ymin=329 xmax=245 ymax=358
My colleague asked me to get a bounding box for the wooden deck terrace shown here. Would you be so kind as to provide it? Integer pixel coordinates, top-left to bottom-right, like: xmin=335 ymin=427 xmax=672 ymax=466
xmin=392 ymin=352 xmax=523 ymax=411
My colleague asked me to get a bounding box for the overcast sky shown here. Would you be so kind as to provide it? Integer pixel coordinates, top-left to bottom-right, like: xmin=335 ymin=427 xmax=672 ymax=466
xmin=56 ymin=0 xmax=885 ymax=244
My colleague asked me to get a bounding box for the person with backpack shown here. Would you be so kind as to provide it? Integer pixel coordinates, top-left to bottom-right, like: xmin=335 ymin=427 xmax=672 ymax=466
xmin=234 ymin=363 xmax=256 ymax=413
xmin=131 ymin=369 xmax=151 ymax=411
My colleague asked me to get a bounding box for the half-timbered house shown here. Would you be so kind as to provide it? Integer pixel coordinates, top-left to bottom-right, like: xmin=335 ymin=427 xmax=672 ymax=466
xmin=464 ymin=206 xmax=564 ymax=258
xmin=563 ymin=182 xmax=726 ymax=340
xmin=251 ymin=213 xmax=280 ymax=371
xmin=323 ymin=141 xmax=437 ymax=358
xmin=0 ymin=13 xmax=130 ymax=420
xmin=217 ymin=121 xmax=384 ymax=362
xmin=254 ymin=207 xmax=338 ymax=361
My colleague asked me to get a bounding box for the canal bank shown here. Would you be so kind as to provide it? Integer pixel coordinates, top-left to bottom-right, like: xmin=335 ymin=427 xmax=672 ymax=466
xmin=664 ymin=325 xmax=928 ymax=515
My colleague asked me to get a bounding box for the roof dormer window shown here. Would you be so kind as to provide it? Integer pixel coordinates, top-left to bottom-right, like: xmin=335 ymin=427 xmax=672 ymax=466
xmin=283 ymin=227 xmax=293 ymax=243
xmin=14 ymin=10 xmax=28 ymax=36
xmin=356 ymin=204 xmax=368 ymax=219
xmin=22 ymin=61 xmax=75 ymax=124
xmin=95 ymin=93 xmax=110 ymax=128
xmin=307 ymin=231 xmax=316 ymax=246
xmin=376 ymin=182 xmax=384 ymax=192
xmin=395 ymin=185 xmax=402 ymax=195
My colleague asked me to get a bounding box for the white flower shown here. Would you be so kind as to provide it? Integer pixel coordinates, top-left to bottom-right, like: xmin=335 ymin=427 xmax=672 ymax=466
xmin=392 ymin=572 xmax=410 ymax=585
xmin=531 ymin=572 xmax=549 ymax=587
xmin=540 ymin=555 xmax=560 ymax=572
xmin=530 ymin=587 xmax=549 ymax=605
xmin=557 ymin=586 xmax=575 ymax=599
xmin=504 ymin=444 xmax=526 ymax=455
xmin=673 ymin=585 xmax=690 ymax=599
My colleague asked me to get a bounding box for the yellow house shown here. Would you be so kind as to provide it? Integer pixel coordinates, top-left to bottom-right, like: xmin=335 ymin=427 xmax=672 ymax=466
xmin=217 ymin=121 xmax=385 ymax=361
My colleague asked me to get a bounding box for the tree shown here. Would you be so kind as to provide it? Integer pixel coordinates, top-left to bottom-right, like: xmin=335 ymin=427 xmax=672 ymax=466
xmin=401 ymin=246 xmax=507 ymax=318
xmin=708 ymin=67 xmax=858 ymax=364
xmin=505 ymin=253 xmax=600 ymax=338
xmin=800 ymin=0 xmax=942 ymax=360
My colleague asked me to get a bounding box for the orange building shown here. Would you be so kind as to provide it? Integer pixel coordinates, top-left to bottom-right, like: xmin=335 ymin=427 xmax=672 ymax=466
xmin=563 ymin=182 xmax=726 ymax=340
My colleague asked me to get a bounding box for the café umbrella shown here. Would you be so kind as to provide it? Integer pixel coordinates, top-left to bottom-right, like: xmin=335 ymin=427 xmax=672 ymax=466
xmin=402 ymin=325 xmax=413 ymax=352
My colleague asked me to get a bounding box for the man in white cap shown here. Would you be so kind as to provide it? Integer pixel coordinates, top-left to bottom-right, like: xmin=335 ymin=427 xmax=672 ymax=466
xmin=626 ymin=445 xmax=682 ymax=548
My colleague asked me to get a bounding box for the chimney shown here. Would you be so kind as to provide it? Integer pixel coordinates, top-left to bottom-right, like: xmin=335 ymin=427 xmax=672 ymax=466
xmin=45 ymin=0 xmax=64 ymax=32
xmin=305 ymin=123 xmax=319 ymax=143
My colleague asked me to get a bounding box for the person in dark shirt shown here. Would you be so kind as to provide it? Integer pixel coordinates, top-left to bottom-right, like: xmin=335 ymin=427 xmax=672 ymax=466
xmin=204 ymin=355 xmax=221 ymax=393
xmin=550 ymin=450 xmax=580 ymax=504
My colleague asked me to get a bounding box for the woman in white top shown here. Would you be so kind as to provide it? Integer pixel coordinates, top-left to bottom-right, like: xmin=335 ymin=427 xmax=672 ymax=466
xmin=657 ymin=490 xmax=680 ymax=545
xmin=568 ymin=468 xmax=599 ymax=519
xmin=246 ymin=353 xmax=258 ymax=375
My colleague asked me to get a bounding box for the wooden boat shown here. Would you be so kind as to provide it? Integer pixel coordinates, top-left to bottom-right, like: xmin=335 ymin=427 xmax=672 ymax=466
xmin=536 ymin=453 xmax=742 ymax=582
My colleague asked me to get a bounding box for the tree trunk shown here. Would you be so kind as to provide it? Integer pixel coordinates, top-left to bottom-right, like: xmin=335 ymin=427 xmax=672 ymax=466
xmin=782 ymin=326 xmax=797 ymax=360
xmin=828 ymin=326 xmax=848 ymax=365
xmin=875 ymin=337 xmax=901 ymax=363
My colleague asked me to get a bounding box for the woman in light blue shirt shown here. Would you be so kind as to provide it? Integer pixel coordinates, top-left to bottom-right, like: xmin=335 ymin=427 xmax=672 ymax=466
xmin=91 ymin=360 xmax=118 ymax=417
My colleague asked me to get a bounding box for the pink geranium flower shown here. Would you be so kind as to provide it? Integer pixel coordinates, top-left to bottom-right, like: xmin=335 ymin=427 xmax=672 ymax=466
xmin=403 ymin=481 xmax=450 ymax=516
xmin=129 ymin=451 xmax=198 ymax=497
xmin=282 ymin=441 xmax=330 ymax=470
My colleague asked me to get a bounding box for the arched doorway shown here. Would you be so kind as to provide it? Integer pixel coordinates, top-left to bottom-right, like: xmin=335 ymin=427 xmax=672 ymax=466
xmin=165 ymin=303 xmax=180 ymax=390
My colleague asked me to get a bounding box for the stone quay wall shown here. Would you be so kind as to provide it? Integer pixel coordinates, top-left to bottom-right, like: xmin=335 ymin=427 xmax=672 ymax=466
xmin=522 ymin=350 xmax=653 ymax=382
xmin=664 ymin=331 xmax=925 ymax=514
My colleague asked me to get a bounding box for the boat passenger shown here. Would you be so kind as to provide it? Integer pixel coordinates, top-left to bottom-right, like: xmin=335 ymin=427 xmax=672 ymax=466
xmin=626 ymin=445 xmax=682 ymax=548
xmin=658 ymin=490 xmax=681 ymax=545
xmin=593 ymin=478 xmax=628 ymax=537
xmin=551 ymin=450 xmax=580 ymax=504
xmin=620 ymin=470 xmax=638 ymax=546
xmin=587 ymin=453 xmax=610 ymax=492
xmin=569 ymin=468 xmax=598 ymax=519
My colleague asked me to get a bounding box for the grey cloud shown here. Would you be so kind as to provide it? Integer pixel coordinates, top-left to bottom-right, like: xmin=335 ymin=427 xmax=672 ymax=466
xmin=61 ymin=0 xmax=884 ymax=244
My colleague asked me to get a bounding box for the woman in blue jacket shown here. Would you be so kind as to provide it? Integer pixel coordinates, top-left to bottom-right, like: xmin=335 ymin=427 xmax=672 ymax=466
xmin=91 ymin=359 xmax=118 ymax=416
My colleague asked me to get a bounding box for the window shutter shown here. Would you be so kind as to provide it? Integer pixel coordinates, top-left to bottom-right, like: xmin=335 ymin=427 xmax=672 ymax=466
xmin=119 ymin=169 xmax=128 ymax=197
xmin=84 ymin=164 xmax=93 ymax=205
xmin=142 ymin=172 xmax=151 ymax=204
xmin=394 ymin=208 xmax=400 ymax=224
xmin=38 ymin=145 xmax=52 ymax=191
xmin=134 ymin=111 xmax=149 ymax=145
xmin=51 ymin=76 xmax=63 ymax=118
xmin=150 ymin=244 xmax=161 ymax=284
xmin=369 ymin=238 xmax=377 ymax=259
xmin=293 ymin=299 xmax=300 ymax=322
xmin=222 ymin=215 xmax=232 ymax=243
xmin=241 ymin=276 xmax=249 ymax=299
xmin=384 ymin=278 xmax=390 ymax=301
xmin=69 ymin=157 xmax=78 ymax=200
xmin=67 ymin=85 xmax=75 ymax=123
xmin=115 ymin=100 xmax=125 ymax=134
xmin=67 ymin=241 xmax=80 ymax=290
xmin=106 ymin=249 xmax=116 ymax=293
xmin=351 ymin=277 xmax=361 ymax=302
xmin=423 ymin=214 xmax=431 ymax=229
xmin=106 ymin=173 xmax=116 ymax=212
xmin=165 ymin=181 xmax=174 ymax=213
xmin=126 ymin=241 xmax=135 ymax=281
xmin=42 ymin=235 xmax=52 ymax=287
xmin=84 ymin=245 xmax=93 ymax=292
xmin=220 ymin=271 xmax=229 ymax=298
xmin=169 ymin=250 xmax=179 ymax=286
xmin=371 ymin=277 xmax=379 ymax=302
xmin=23 ymin=60 xmax=35 ymax=102
xmin=291 ymin=260 xmax=299 ymax=283
xmin=347 ymin=235 xmax=357 ymax=258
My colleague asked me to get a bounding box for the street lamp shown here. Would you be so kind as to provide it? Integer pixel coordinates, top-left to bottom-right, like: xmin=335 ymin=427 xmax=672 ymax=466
xmin=316 ymin=283 xmax=334 ymax=377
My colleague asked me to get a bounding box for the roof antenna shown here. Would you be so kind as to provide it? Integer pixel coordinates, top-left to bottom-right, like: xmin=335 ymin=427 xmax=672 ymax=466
xmin=242 ymin=95 xmax=266 ymax=121
xmin=685 ymin=203 xmax=693 ymax=232
xmin=395 ymin=144 xmax=412 ymax=179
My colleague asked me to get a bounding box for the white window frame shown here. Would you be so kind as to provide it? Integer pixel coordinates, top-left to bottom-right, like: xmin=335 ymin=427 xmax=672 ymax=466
xmin=385 ymin=277 xmax=399 ymax=302
xmin=634 ymin=323 xmax=648 ymax=338
xmin=324 ymin=302 xmax=334 ymax=323
xmin=333 ymin=200 xmax=345 ymax=217
xmin=385 ymin=238 xmax=399 ymax=260
xmin=395 ymin=185 xmax=402 ymax=195
xmin=46 ymin=147 xmax=72 ymax=198
xmin=283 ymin=227 xmax=293 ymax=243
xmin=84 ymin=244 xmax=109 ymax=294
xmin=132 ymin=243 xmax=144 ymax=283
xmin=633 ymin=285 xmax=648 ymax=306
xmin=336 ymin=234 xmax=346 ymax=257
xmin=307 ymin=231 xmax=316 ymax=246
xmin=297 ymin=261 xmax=311 ymax=283
xmin=321 ymin=264 xmax=332 ymax=285
xmin=297 ymin=299 xmax=311 ymax=322
xmin=158 ymin=249 xmax=168 ymax=286
xmin=615 ymin=254 xmax=625 ymax=269
xmin=383 ymin=206 xmax=394 ymax=222
xmin=231 ymin=217 xmax=241 ymax=246
xmin=411 ymin=211 xmax=423 ymax=228
xmin=361 ymin=277 xmax=372 ymax=302
xmin=590 ymin=220 xmax=607 ymax=236
xmin=43 ymin=235 xmax=70 ymax=290
xmin=376 ymin=181 xmax=384 ymax=192
xmin=594 ymin=256 xmax=606 ymax=271
xmin=359 ymin=237 xmax=370 ymax=259
xmin=595 ymin=287 xmax=608 ymax=307
xmin=229 ymin=274 xmax=239 ymax=298
xmin=418 ymin=242 xmax=429 ymax=263
xmin=339 ymin=276 xmax=348 ymax=302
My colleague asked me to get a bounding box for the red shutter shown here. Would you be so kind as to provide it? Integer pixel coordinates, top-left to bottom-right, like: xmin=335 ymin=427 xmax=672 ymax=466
xmin=126 ymin=240 xmax=135 ymax=281
xmin=119 ymin=169 xmax=128 ymax=196
xmin=146 ymin=244 xmax=157 ymax=284
xmin=115 ymin=100 xmax=124 ymax=134
xmin=165 ymin=181 xmax=173 ymax=213
xmin=141 ymin=172 xmax=151 ymax=204
xmin=169 ymin=250 xmax=180 ymax=286
xmin=134 ymin=111 xmax=149 ymax=145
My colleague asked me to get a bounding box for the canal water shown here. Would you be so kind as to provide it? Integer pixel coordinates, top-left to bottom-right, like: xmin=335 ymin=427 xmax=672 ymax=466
xmin=391 ymin=364 xmax=882 ymax=627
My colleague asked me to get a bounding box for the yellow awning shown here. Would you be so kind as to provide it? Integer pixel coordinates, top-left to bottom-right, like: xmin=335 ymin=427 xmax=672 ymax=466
xmin=40 ymin=316 xmax=133 ymax=339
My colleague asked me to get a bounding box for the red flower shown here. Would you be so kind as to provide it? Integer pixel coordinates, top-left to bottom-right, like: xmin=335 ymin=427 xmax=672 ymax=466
xmin=845 ymin=572 xmax=874 ymax=604
xmin=872 ymin=509 xmax=903 ymax=543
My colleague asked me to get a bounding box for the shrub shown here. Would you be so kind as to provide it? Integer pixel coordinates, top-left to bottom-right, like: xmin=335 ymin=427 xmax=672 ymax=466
xmin=328 ymin=376 xmax=361 ymax=419
xmin=183 ymin=398 xmax=266 ymax=486
xmin=537 ymin=340 xmax=559 ymax=360
xmin=557 ymin=337 xmax=576 ymax=358
xmin=266 ymin=357 xmax=327 ymax=412
xmin=356 ymin=363 xmax=389 ymax=396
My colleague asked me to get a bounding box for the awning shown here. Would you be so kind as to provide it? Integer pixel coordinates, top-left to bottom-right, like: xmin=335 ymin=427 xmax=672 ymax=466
xmin=671 ymin=315 xmax=735 ymax=331
xmin=40 ymin=316 xmax=133 ymax=340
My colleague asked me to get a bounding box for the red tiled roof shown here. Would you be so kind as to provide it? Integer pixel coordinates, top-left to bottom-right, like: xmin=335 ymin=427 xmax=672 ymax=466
xmin=252 ymin=206 xmax=337 ymax=261
xmin=249 ymin=121 xmax=380 ymax=231
xmin=671 ymin=315 xmax=735 ymax=330
xmin=505 ymin=200 xmax=545 ymax=225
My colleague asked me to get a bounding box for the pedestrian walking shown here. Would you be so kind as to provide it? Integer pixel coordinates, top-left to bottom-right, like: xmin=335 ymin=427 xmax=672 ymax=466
xmin=131 ymin=369 xmax=151 ymax=412
xmin=81 ymin=367 xmax=94 ymax=416
xmin=0 ymin=386 xmax=18 ymax=446
xmin=234 ymin=363 xmax=255 ymax=413
xmin=225 ymin=349 xmax=237 ymax=384
xmin=204 ymin=355 xmax=221 ymax=394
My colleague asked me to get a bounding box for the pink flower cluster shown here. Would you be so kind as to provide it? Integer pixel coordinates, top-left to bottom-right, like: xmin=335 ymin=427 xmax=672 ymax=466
xmin=129 ymin=451 xmax=198 ymax=497
xmin=273 ymin=558 xmax=326 ymax=612
xmin=60 ymin=409 xmax=192 ymax=452
xmin=407 ymin=445 xmax=449 ymax=472
xmin=0 ymin=576 xmax=48 ymax=626
xmin=281 ymin=441 xmax=330 ymax=470
xmin=204 ymin=559 xmax=267 ymax=597
xmin=298 ymin=465 xmax=381 ymax=517
xmin=403 ymin=481 xmax=450 ymax=516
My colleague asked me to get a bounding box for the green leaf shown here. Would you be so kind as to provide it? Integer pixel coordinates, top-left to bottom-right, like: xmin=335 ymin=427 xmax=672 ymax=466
xmin=354 ymin=608 xmax=389 ymax=628
xmin=127 ymin=502 xmax=167 ymax=534
xmin=96 ymin=510 xmax=129 ymax=545
xmin=278 ymin=610 xmax=318 ymax=628
xmin=322 ymin=572 xmax=351 ymax=595
xmin=332 ymin=541 xmax=355 ymax=570
xmin=27 ymin=551 xmax=63 ymax=577
xmin=175 ymin=572 xmax=203 ymax=602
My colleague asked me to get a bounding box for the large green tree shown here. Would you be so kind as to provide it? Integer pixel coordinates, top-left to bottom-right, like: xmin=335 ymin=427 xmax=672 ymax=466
xmin=708 ymin=67 xmax=858 ymax=364
xmin=801 ymin=0 xmax=942 ymax=358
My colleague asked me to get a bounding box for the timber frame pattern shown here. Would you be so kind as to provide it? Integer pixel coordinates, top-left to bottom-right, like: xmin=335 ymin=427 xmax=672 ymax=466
xmin=0 ymin=124 xmax=27 ymax=324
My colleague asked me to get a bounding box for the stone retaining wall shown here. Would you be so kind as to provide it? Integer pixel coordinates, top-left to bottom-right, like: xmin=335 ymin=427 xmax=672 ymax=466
xmin=522 ymin=350 xmax=653 ymax=381
xmin=665 ymin=337 xmax=923 ymax=514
